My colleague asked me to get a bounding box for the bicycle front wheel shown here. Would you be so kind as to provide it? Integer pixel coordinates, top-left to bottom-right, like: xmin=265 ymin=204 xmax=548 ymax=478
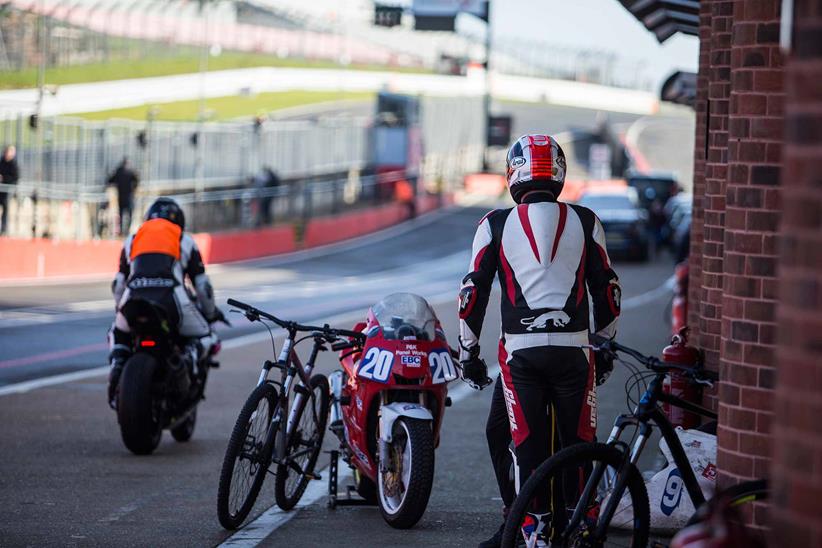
xmin=274 ymin=374 xmax=330 ymax=510
xmin=217 ymin=382 xmax=279 ymax=530
xmin=502 ymin=442 xmax=650 ymax=548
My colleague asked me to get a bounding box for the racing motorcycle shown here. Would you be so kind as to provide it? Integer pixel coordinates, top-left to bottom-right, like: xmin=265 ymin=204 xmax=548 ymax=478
xmin=115 ymin=298 xmax=223 ymax=455
xmin=327 ymin=293 xmax=458 ymax=529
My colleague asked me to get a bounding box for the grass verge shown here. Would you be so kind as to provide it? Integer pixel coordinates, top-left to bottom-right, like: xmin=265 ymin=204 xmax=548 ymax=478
xmin=74 ymin=90 xmax=374 ymax=121
xmin=0 ymin=51 xmax=426 ymax=90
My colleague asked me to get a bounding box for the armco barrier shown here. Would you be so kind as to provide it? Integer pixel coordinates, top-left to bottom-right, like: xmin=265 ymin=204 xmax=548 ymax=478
xmin=0 ymin=237 xmax=123 ymax=280
xmin=302 ymin=204 xmax=406 ymax=248
xmin=0 ymin=197 xmax=445 ymax=282
xmin=193 ymin=225 xmax=296 ymax=265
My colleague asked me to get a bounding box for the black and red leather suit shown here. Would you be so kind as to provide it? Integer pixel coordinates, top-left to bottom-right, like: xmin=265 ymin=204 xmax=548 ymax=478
xmin=458 ymin=193 xmax=621 ymax=508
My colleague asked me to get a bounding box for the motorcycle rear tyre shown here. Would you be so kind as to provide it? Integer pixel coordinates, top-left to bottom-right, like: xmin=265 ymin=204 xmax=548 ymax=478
xmin=118 ymin=353 xmax=163 ymax=455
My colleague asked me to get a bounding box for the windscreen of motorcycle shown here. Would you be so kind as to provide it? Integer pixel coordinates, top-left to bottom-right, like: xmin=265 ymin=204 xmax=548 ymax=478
xmin=369 ymin=292 xmax=438 ymax=341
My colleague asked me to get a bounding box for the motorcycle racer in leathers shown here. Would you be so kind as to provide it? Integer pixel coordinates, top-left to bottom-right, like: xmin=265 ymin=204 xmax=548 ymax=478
xmin=458 ymin=134 xmax=620 ymax=547
xmin=107 ymin=197 xmax=219 ymax=408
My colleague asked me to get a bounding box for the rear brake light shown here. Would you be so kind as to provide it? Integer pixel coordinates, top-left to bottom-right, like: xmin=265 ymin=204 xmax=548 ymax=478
xmin=140 ymin=340 xmax=156 ymax=347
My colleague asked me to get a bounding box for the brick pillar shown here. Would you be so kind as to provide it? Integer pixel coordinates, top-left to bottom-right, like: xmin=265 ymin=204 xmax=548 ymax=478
xmin=772 ymin=0 xmax=822 ymax=544
xmin=716 ymin=0 xmax=783 ymax=515
xmin=687 ymin=0 xmax=713 ymax=338
xmin=698 ymin=0 xmax=733 ymax=371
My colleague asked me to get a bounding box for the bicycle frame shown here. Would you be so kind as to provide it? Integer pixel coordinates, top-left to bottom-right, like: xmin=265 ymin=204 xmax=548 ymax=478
xmin=589 ymin=371 xmax=718 ymax=540
xmin=256 ymin=328 xmax=324 ymax=467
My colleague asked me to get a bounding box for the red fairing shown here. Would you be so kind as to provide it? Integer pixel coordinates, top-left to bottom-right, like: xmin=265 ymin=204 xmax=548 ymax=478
xmin=337 ymin=311 xmax=453 ymax=482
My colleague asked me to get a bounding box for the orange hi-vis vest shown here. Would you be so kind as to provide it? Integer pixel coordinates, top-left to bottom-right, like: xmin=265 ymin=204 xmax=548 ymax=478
xmin=130 ymin=218 xmax=182 ymax=261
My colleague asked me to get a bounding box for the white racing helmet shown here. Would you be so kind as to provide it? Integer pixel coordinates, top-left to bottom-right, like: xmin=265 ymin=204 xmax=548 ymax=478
xmin=505 ymin=134 xmax=567 ymax=203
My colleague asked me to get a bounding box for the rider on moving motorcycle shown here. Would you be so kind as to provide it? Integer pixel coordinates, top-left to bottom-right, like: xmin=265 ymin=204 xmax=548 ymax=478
xmin=458 ymin=135 xmax=621 ymax=547
xmin=107 ymin=197 xmax=220 ymax=408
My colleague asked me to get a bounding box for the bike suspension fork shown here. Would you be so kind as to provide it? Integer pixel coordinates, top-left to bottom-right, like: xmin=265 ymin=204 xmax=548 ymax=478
xmin=378 ymin=392 xmax=391 ymax=474
xmin=329 ymin=370 xmax=344 ymax=425
xmin=592 ymin=422 xmax=653 ymax=540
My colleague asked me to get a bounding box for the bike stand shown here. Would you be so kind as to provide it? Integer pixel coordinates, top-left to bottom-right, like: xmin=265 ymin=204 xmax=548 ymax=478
xmin=326 ymin=449 xmax=374 ymax=509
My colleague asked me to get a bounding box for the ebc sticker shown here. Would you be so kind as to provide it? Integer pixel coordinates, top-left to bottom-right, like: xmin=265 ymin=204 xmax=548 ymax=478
xmin=358 ymin=347 xmax=394 ymax=383
xmin=429 ymin=350 xmax=458 ymax=384
xmin=401 ymin=355 xmax=422 ymax=367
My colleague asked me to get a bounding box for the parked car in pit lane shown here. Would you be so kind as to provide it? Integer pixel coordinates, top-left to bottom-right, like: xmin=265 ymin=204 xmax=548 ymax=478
xmin=626 ymin=170 xmax=681 ymax=211
xmin=576 ymin=186 xmax=650 ymax=262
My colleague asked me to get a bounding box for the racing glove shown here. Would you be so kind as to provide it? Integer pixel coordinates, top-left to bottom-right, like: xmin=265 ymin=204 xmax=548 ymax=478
xmin=594 ymin=350 xmax=614 ymax=386
xmin=458 ymin=341 xmax=492 ymax=390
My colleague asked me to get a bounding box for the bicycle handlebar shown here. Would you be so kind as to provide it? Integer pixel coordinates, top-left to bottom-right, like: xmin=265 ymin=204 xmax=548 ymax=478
xmin=589 ymin=333 xmax=717 ymax=384
xmin=227 ymin=298 xmax=367 ymax=342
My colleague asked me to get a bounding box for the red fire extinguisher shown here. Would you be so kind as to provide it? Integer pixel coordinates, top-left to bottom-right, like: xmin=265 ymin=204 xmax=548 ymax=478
xmin=671 ymin=262 xmax=689 ymax=336
xmin=662 ymin=327 xmax=703 ymax=429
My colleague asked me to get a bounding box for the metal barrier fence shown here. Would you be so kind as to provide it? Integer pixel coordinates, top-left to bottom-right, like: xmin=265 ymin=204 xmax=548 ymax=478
xmin=0 ymin=95 xmax=483 ymax=190
xmin=0 ymin=95 xmax=485 ymax=239
xmin=0 ymin=114 xmax=371 ymax=190
xmin=0 ymin=170 xmax=407 ymax=238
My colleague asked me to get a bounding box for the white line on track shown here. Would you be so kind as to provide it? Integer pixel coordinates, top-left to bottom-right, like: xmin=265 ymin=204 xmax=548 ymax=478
xmin=0 ymin=272 xmax=674 ymax=399
xmin=0 ymin=366 xmax=110 ymax=397
xmin=0 ymin=291 xmax=452 ymax=397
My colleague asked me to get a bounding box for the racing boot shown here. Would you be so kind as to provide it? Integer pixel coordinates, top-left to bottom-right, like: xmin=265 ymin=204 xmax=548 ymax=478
xmin=520 ymin=512 xmax=549 ymax=548
xmin=107 ymin=346 xmax=131 ymax=410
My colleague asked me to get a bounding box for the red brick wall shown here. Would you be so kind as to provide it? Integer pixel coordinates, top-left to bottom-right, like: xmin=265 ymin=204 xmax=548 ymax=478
xmin=771 ymin=0 xmax=822 ymax=544
xmin=716 ymin=0 xmax=783 ymax=498
xmin=697 ymin=0 xmax=734 ymax=371
xmin=687 ymin=0 xmax=713 ymax=339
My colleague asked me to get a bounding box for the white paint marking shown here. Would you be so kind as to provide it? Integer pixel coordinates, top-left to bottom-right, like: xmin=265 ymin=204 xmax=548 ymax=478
xmin=218 ymin=467 xmax=352 ymax=548
xmin=621 ymin=275 xmax=675 ymax=310
xmin=0 ymin=366 xmax=109 ymax=397
xmin=99 ymin=501 xmax=141 ymax=523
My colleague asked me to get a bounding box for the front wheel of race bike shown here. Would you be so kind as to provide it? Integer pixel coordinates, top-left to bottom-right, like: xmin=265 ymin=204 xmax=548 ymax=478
xmin=378 ymin=417 xmax=435 ymax=529
xmin=217 ymin=382 xmax=279 ymax=530
xmin=502 ymin=442 xmax=650 ymax=548
xmin=274 ymin=374 xmax=330 ymax=510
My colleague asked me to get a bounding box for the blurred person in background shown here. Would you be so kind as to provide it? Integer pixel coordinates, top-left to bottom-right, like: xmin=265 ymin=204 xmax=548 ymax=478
xmin=255 ymin=166 xmax=280 ymax=226
xmin=107 ymin=157 xmax=140 ymax=236
xmin=649 ymin=198 xmax=668 ymax=256
xmin=395 ymin=178 xmax=416 ymax=218
xmin=0 ymin=145 xmax=19 ymax=235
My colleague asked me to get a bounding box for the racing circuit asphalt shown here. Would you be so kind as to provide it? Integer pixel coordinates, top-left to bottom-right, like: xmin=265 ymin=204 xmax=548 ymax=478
xmin=0 ymin=102 xmax=692 ymax=546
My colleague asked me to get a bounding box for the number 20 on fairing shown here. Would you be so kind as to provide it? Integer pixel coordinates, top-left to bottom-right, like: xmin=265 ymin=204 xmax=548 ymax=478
xmin=358 ymin=347 xmax=394 ymax=383
xmin=429 ymin=351 xmax=457 ymax=383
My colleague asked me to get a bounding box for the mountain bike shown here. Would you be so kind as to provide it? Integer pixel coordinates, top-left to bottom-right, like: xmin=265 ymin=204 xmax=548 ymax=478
xmin=501 ymin=335 xmax=769 ymax=548
xmin=216 ymin=298 xmax=365 ymax=530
